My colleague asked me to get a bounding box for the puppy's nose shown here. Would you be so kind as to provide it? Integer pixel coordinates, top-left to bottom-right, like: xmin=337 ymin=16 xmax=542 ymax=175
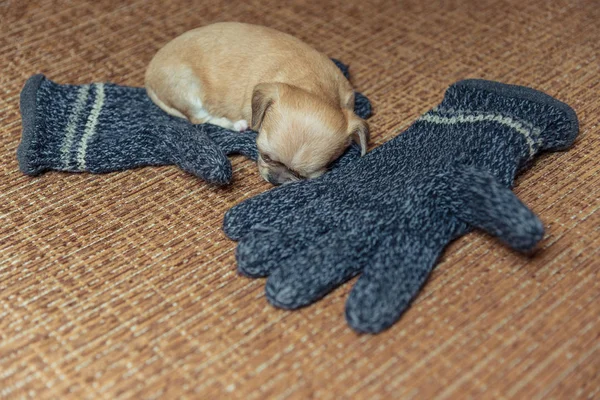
xmin=266 ymin=172 xmax=284 ymax=186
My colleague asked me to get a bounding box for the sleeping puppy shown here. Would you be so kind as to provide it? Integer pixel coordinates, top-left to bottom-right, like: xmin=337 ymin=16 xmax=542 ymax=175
xmin=145 ymin=22 xmax=369 ymax=185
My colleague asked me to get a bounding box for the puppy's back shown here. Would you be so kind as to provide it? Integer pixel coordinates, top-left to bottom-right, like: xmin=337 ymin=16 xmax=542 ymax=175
xmin=145 ymin=22 xmax=353 ymax=120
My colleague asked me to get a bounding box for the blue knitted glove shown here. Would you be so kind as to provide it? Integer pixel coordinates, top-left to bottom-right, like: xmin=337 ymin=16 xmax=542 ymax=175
xmin=17 ymin=61 xmax=371 ymax=184
xmin=17 ymin=74 xmax=257 ymax=185
xmin=223 ymin=79 xmax=579 ymax=333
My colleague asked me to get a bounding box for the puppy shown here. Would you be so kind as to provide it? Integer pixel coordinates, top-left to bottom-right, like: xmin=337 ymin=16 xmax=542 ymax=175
xmin=145 ymin=22 xmax=369 ymax=185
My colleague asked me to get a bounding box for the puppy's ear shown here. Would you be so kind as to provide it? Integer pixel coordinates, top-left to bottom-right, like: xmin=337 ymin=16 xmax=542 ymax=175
xmin=251 ymin=83 xmax=279 ymax=130
xmin=347 ymin=112 xmax=370 ymax=156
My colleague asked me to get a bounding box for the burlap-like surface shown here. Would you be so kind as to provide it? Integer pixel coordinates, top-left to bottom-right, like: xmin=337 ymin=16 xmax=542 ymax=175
xmin=1 ymin=1 xmax=598 ymax=398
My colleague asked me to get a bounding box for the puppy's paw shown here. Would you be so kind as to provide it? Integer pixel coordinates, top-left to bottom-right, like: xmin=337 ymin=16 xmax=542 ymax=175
xmin=233 ymin=119 xmax=249 ymax=132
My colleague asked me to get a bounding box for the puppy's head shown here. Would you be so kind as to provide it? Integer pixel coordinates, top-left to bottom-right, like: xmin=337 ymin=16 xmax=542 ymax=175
xmin=252 ymin=82 xmax=368 ymax=185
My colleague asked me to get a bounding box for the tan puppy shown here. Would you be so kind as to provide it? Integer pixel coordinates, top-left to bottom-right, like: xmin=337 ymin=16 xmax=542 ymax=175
xmin=145 ymin=22 xmax=369 ymax=185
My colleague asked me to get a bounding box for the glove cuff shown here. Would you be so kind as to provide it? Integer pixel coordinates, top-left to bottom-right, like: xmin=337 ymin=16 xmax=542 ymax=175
xmin=18 ymin=75 xmax=109 ymax=175
xmin=17 ymin=74 xmax=176 ymax=176
xmin=18 ymin=74 xmax=62 ymax=175
xmin=439 ymin=79 xmax=579 ymax=155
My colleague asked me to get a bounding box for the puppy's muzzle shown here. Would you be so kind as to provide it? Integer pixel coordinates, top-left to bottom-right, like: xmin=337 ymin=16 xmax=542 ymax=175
xmin=264 ymin=170 xmax=291 ymax=186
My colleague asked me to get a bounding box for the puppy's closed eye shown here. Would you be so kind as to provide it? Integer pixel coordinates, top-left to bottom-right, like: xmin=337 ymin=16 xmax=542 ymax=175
xmin=260 ymin=152 xmax=306 ymax=181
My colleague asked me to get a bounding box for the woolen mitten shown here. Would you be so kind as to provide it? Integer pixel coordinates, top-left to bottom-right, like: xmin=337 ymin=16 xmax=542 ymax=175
xmin=223 ymin=79 xmax=579 ymax=333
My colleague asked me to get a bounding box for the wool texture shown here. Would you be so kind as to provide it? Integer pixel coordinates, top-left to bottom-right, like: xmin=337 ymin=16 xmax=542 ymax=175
xmin=223 ymin=79 xmax=579 ymax=334
xmin=17 ymin=61 xmax=371 ymax=184
xmin=18 ymin=75 xmax=250 ymax=184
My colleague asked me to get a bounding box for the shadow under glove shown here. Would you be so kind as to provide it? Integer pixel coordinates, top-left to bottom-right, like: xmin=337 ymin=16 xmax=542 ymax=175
xmin=223 ymin=79 xmax=579 ymax=333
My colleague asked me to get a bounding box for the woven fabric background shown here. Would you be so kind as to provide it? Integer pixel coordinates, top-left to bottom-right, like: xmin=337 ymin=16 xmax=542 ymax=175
xmin=0 ymin=0 xmax=598 ymax=398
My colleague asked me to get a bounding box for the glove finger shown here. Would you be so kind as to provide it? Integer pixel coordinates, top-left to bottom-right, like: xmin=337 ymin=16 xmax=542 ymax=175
xmin=445 ymin=166 xmax=544 ymax=252
xmin=354 ymin=91 xmax=372 ymax=120
xmin=236 ymin=229 xmax=306 ymax=278
xmin=331 ymin=59 xmax=350 ymax=79
xmin=207 ymin=129 xmax=259 ymax=161
xmin=163 ymin=126 xmax=233 ymax=185
xmin=265 ymin=231 xmax=372 ymax=310
xmin=345 ymin=235 xmax=441 ymax=334
xmin=223 ymin=181 xmax=325 ymax=240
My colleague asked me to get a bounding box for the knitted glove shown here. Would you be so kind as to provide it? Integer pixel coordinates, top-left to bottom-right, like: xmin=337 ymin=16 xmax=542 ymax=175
xmin=17 ymin=74 xmax=257 ymax=184
xmin=17 ymin=61 xmax=371 ymax=184
xmin=223 ymin=79 xmax=579 ymax=333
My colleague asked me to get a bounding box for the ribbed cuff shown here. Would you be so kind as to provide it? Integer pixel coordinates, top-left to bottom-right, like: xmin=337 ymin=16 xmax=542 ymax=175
xmin=17 ymin=75 xmax=97 ymax=175
xmin=440 ymin=79 xmax=579 ymax=153
xmin=17 ymin=74 xmax=49 ymax=175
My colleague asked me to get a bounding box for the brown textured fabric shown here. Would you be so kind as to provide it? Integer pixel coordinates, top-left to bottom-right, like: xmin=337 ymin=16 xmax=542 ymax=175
xmin=1 ymin=0 xmax=599 ymax=398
